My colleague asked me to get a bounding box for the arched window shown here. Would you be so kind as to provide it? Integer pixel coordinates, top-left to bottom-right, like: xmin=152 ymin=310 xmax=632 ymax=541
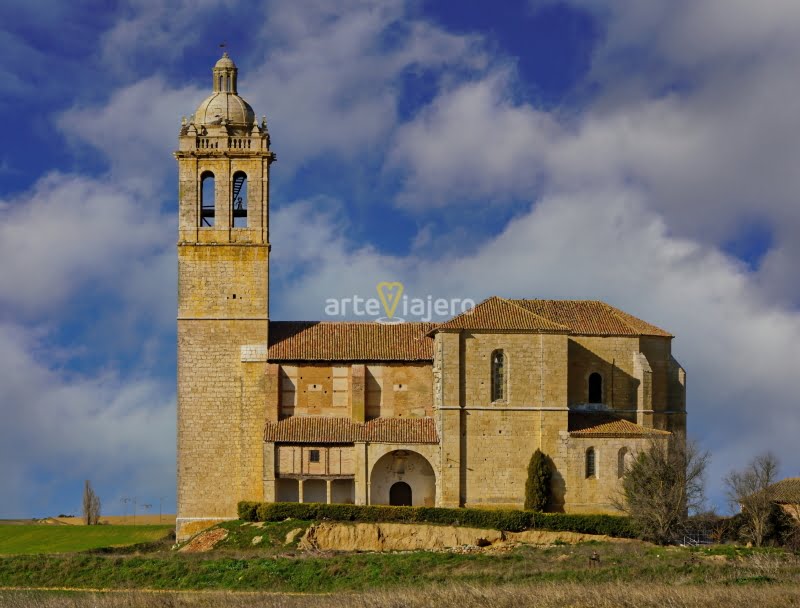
xmin=218 ymin=75 xmax=223 ymax=91
xmin=200 ymin=171 xmax=215 ymax=227
xmin=588 ymin=372 xmax=602 ymax=403
xmin=491 ymin=350 xmax=505 ymax=401
xmin=618 ymin=447 xmax=630 ymax=478
xmin=586 ymin=447 xmax=596 ymax=478
xmin=232 ymin=171 xmax=248 ymax=227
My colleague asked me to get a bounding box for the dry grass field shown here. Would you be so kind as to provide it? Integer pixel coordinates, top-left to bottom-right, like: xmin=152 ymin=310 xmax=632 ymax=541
xmin=53 ymin=515 xmax=177 ymax=526
xmin=2 ymin=584 xmax=800 ymax=608
xmin=0 ymin=515 xmax=177 ymax=526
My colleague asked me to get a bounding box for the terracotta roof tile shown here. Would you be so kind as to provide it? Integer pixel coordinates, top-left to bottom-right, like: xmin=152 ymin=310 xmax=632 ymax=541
xmin=434 ymin=297 xmax=570 ymax=333
xmin=268 ymin=321 xmax=435 ymax=361
xmin=361 ymin=417 xmax=439 ymax=443
xmin=264 ymin=416 xmax=439 ymax=444
xmin=768 ymin=478 xmax=800 ymax=504
xmin=269 ymin=300 xmax=670 ymax=363
xmin=264 ymin=416 xmax=359 ymax=443
xmin=513 ymin=300 xmax=672 ymax=337
xmin=568 ymin=412 xmax=671 ymax=438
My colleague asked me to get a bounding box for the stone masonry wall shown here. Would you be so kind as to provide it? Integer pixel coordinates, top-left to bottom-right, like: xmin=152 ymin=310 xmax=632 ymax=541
xmin=438 ymin=331 xmax=570 ymax=508
xmin=567 ymin=336 xmax=640 ymax=411
xmin=178 ymin=244 xmax=269 ymax=319
xmin=176 ymin=319 xmax=267 ymax=524
xmin=176 ymin=242 xmax=268 ymax=541
xmin=554 ymin=433 xmax=669 ymax=513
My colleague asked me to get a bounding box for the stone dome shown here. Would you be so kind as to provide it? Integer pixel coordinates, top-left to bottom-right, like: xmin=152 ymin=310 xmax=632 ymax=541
xmin=215 ymin=52 xmax=237 ymax=69
xmin=193 ymin=92 xmax=255 ymax=128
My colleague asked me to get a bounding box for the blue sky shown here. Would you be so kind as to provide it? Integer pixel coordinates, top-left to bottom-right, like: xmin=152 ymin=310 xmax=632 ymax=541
xmin=1 ymin=0 xmax=799 ymax=518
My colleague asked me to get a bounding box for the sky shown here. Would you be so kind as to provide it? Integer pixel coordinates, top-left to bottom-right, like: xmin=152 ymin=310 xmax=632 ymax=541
xmin=1 ymin=0 xmax=799 ymax=518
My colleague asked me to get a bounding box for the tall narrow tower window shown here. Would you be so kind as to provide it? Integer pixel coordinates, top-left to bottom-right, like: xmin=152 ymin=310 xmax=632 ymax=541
xmin=491 ymin=350 xmax=505 ymax=402
xmin=586 ymin=448 xmax=596 ymax=478
xmin=588 ymin=372 xmax=602 ymax=403
xmin=200 ymin=171 xmax=215 ymax=227
xmin=232 ymin=171 xmax=248 ymax=228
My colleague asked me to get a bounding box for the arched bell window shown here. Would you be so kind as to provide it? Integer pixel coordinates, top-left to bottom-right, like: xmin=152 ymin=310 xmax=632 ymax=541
xmin=491 ymin=350 xmax=505 ymax=402
xmin=200 ymin=171 xmax=215 ymax=227
xmin=232 ymin=171 xmax=248 ymax=227
xmin=588 ymin=372 xmax=603 ymax=403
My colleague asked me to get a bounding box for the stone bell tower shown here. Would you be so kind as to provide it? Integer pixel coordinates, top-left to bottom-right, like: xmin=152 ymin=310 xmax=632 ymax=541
xmin=175 ymin=52 xmax=275 ymax=540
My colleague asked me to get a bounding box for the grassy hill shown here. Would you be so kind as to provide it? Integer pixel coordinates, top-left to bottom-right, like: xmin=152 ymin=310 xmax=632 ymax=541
xmin=0 ymin=525 xmax=173 ymax=555
xmin=0 ymin=520 xmax=798 ymax=607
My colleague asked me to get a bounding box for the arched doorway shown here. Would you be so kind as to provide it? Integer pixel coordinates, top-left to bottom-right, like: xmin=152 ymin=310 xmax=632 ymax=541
xmin=369 ymin=450 xmax=436 ymax=506
xmin=389 ymin=481 xmax=412 ymax=506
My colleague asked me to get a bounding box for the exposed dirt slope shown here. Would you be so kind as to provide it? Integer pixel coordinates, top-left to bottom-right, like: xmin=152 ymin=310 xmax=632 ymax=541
xmin=298 ymin=522 xmax=637 ymax=552
xmin=179 ymin=528 xmax=228 ymax=553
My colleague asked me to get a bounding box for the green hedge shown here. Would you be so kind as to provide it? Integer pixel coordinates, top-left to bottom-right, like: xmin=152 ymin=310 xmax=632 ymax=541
xmin=237 ymin=501 xmax=636 ymax=538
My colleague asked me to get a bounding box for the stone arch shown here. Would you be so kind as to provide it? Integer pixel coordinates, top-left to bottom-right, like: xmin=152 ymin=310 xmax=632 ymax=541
xmin=369 ymin=449 xmax=436 ymax=507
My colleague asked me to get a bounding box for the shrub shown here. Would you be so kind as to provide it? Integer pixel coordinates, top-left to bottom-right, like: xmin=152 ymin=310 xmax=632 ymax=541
xmin=524 ymin=449 xmax=551 ymax=512
xmin=238 ymin=501 xmax=260 ymax=522
xmin=238 ymin=501 xmax=636 ymax=537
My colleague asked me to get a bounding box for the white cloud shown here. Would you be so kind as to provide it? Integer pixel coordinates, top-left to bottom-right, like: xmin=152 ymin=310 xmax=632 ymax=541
xmin=244 ymin=1 xmax=486 ymax=169
xmin=0 ymin=173 xmax=171 ymax=318
xmin=533 ymin=0 xmax=800 ymax=70
xmin=0 ymin=170 xmax=177 ymax=515
xmin=62 ymin=1 xmax=486 ymax=187
xmin=0 ymin=323 xmax=175 ymax=517
xmin=59 ymin=77 xmax=202 ymax=187
xmin=98 ymin=0 xmax=237 ymax=74
xmin=270 ymin=198 xmax=405 ymax=320
xmin=387 ymin=69 xmax=557 ymax=206
xmin=389 ymin=0 xmax=800 ymax=304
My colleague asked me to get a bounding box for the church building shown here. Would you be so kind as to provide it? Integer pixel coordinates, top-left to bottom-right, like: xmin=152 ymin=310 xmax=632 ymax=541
xmin=175 ymin=54 xmax=686 ymax=541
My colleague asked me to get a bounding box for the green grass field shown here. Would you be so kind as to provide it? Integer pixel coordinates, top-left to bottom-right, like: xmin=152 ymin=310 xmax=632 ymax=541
xmin=0 ymin=525 xmax=173 ymax=555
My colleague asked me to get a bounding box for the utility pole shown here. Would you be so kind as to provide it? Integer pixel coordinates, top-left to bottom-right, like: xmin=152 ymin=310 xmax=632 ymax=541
xmin=158 ymin=497 xmax=167 ymax=524
xmin=120 ymin=497 xmax=131 ymax=525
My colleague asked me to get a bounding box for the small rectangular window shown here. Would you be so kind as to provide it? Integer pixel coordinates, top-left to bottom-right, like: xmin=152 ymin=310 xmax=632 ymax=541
xmin=309 ymin=449 xmax=320 ymax=463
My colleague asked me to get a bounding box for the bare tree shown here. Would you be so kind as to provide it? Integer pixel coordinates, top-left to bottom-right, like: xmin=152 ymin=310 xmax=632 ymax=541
xmin=82 ymin=480 xmax=101 ymax=526
xmin=782 ymin=502 xmax=800 ymax=551
xmin=615 ymin=438 xmax=709 ymax=544
xmin=725 ymin=452 xmax=779 ymax=547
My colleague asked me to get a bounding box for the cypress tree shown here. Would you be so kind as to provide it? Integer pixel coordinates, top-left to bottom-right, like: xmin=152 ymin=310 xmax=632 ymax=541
xmin=524 ymin=449 xmax=551 ymax=512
